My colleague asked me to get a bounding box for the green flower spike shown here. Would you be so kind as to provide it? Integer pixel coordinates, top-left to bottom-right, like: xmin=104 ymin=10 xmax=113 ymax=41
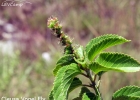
xmin=47 ymin=16 xmax=62 ymax=29
xmin=47 ymin=16 xmax=73 ymax=54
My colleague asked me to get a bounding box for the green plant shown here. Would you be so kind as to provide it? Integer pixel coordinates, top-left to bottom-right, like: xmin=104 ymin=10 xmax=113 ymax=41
xmin=47 ymin=16 xmax=140 ymax=100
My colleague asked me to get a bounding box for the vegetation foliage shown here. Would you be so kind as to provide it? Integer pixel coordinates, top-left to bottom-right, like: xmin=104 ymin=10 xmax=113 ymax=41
xmin=1 ymin=0 xmax=140 ymax=99
xmin=47 ymin=16 xmax=140 ymax=100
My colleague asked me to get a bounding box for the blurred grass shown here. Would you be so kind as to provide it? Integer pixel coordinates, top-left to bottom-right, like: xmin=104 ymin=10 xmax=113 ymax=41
xmin=0 ymin=53 xmax=19 ymax=90
xmin=0 ymin=0 xmax=140 ymax=100
xmin=0 ymin=49 xmax=61 ymax=97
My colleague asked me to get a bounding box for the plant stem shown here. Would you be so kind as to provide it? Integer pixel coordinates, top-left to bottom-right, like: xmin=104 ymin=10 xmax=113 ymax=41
xmin=97 ymin=75 xmax=102 ymax=88
xmin=86 ymin=69 xmax=102 ymax=100
xmin=97 ymin=75 xmax=102 ymax=100
xmin=81 ymin=73 xmax=88 ymax=78
xmin=82 ymin=84 xmax=92 ymax=88
xmin=94 ymin=74 xmax=97 ymax=82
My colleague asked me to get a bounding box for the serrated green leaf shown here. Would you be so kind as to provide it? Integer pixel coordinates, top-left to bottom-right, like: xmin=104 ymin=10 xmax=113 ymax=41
xmin=49 ymin=90 xmax=54 ymax=100
xmin=89 ymin=52 xmax=140 ymax=74
xmin=75 ymin=46 xmax=85 ymax=61
xmin=68 ymin=77 xmax=82 ymax=93
xmin=56 ymin=54 xmax=74 ymax=65
xmin=112 ymin=86 xmax=140 ymax=100
xmin=51 ymin=63 xmax=81 ymax=100
xmin=82 ymin=93 xmax=90 ymax=100
xmin=81 ymin=87 xmax=97 ymax=100
xmin=72 ymin=87 xmax=97 ymax=100
xmin=112 ymin=96 xmax=139 ymax=100
xmin=89 ymin=62 xmax=109 ymax=74
xmin=72 ymin=87 xmax=91 ymax=100
xmin=74 ymin=46 xmax=87 ymax=67
xmin=53 ymin=54 xmax=75 ymax=75
xmin=82 ymin=93 xmax=97 ymax=100
xmin=85 ymin=34 xmax=130 ymax=61
xmin=79 ymin=87 xmax=91 ymax=97
xmin=50 ymin=64 xmax=68 ymax=100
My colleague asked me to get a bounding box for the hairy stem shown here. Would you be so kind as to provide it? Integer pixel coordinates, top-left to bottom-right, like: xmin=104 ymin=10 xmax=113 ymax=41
xmin=97 ymin=75 xmax=102 ymax=88
xmin=86 ymin=69 xmax=102 ymax=100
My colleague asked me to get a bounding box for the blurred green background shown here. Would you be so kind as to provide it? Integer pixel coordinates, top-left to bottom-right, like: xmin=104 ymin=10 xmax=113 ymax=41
xmin=0 ymin=0 xmax=140 ymax=100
